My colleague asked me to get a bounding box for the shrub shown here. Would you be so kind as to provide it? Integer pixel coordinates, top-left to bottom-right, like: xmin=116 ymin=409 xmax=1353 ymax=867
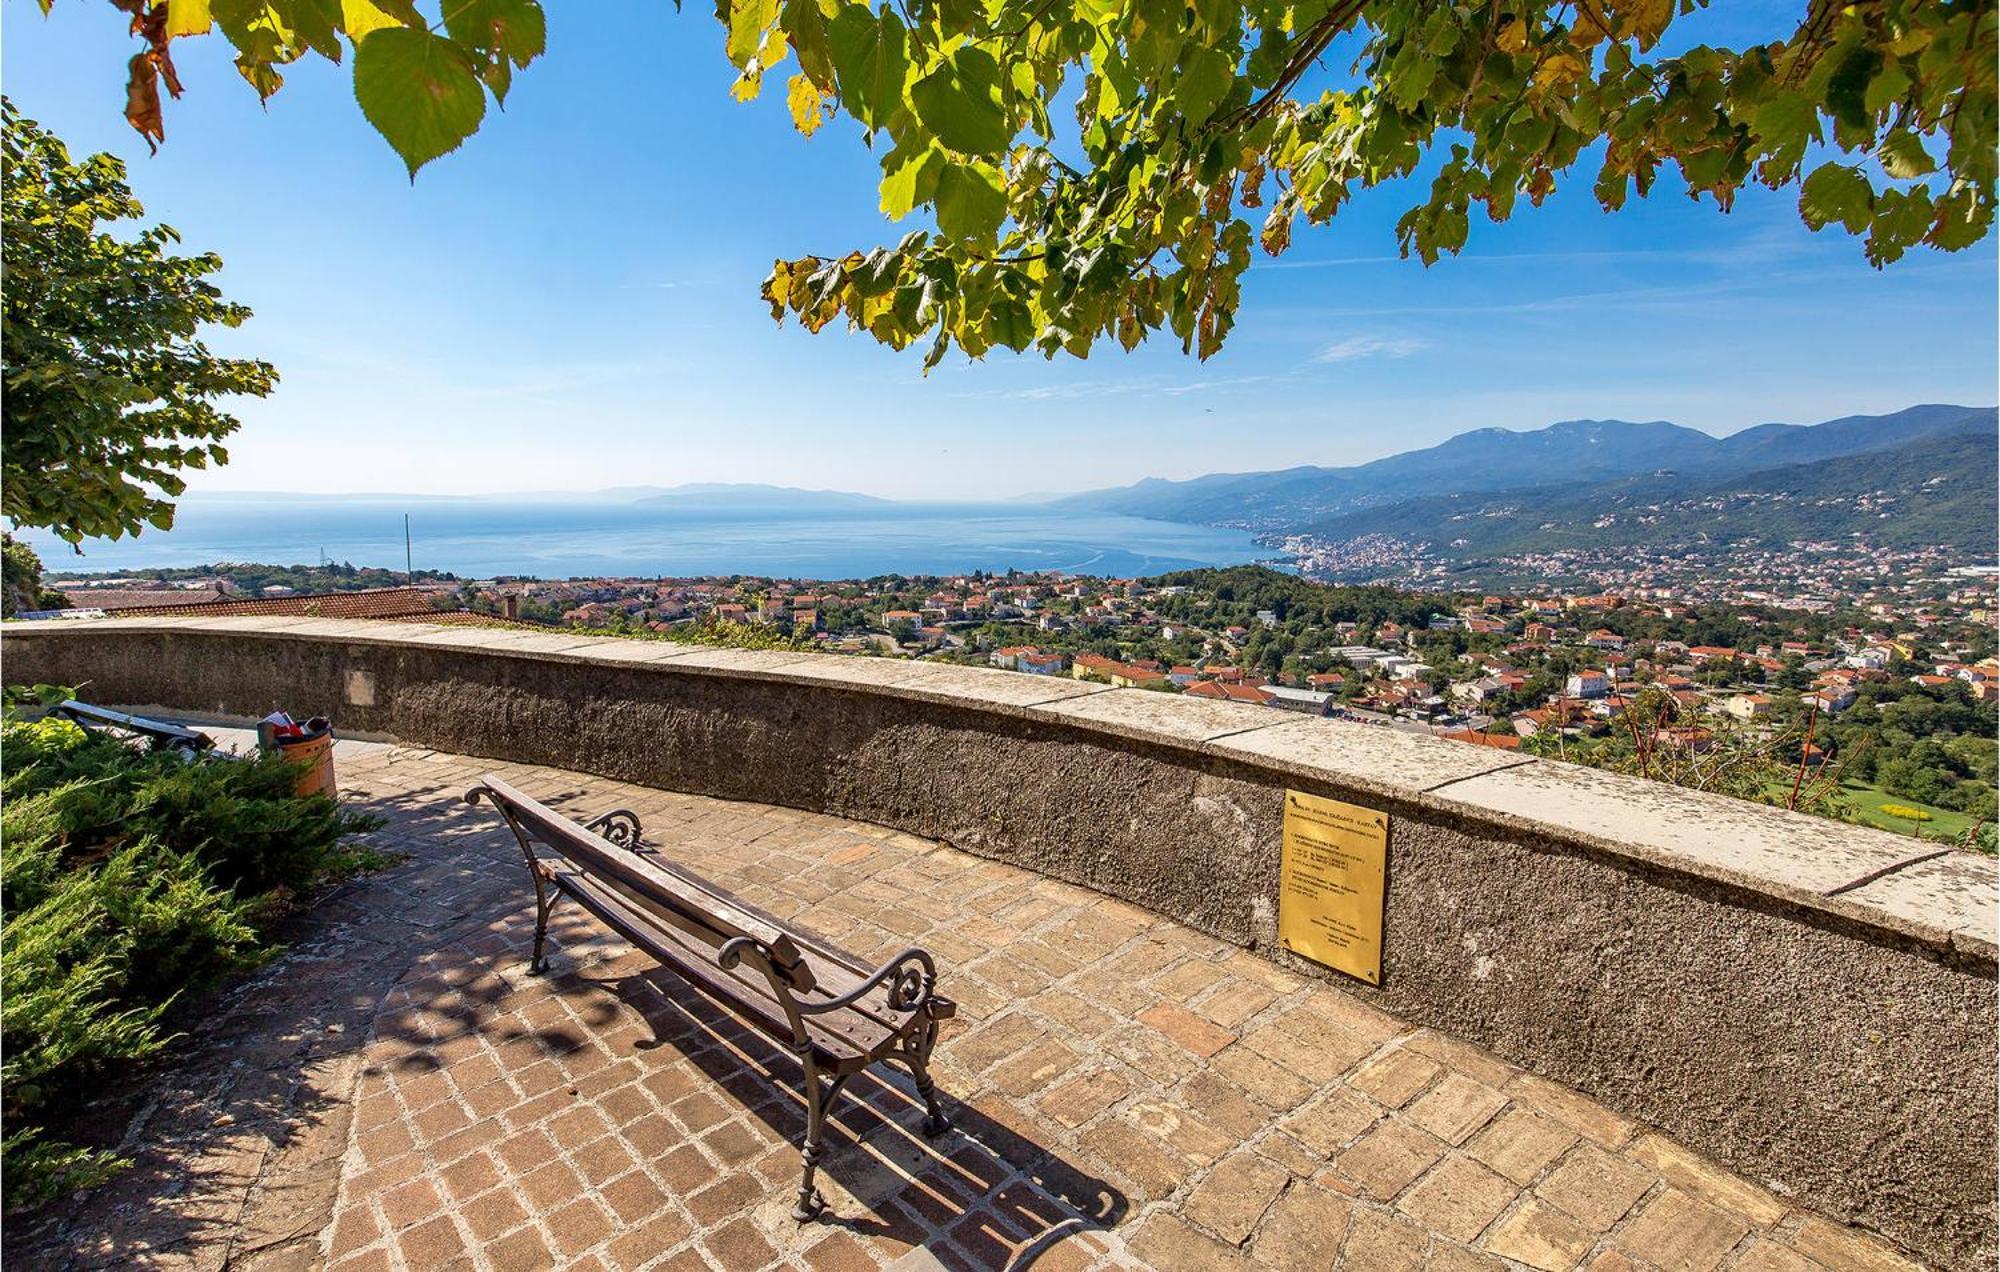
xmin=0 ymin=704 xmax=383 ymax=1204
xmin=594 ymin=614 xmax=818 ymax=653
xmin=1878 ymin=803 xmax=1934 ymax=823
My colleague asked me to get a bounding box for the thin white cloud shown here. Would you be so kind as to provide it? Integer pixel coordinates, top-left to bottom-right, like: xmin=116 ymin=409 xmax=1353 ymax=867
xmin=1313 ymin=335 xmax=1426 ymax=363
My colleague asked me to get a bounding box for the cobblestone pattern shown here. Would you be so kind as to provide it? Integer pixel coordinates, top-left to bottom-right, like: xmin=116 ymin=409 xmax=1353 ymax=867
xmin=4 ymin=743 xmax=1937 ymax=1271
xmin=315 ymin=752 xmax=1930 ymax=1272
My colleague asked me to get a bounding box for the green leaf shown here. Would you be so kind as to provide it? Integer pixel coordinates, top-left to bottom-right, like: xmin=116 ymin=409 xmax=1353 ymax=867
xmin=910 ymin=46 xmax=1013 ymax=156
xmin=1751 ymin=89 xmax=1816 ymax=171
xmin=1173 ymin=46 xmax=1234 ymax=126
xmin=781 ymin=0 xmax=834 ymax=86
xmin=1799 ymin=162 xmax=1873 ymax=233
xmin=1926 ymin=185 xmax=1989 ymax=251
xmin=1876 ymin=129 xmax=1935 ymax=180
xmin=934 ymin=159 xmax=1006 ymax=244
xmin=288 ymin=0 xmax=345 ymax=61
xmin=827 ymin=6 xmax=907 ymax=132
xmin=1864 ymin=59 xmax=1912 ymax=117
xmin=880 ymin=143 xmax=941 ymax=217
xmin=985 ymin=295 xmax=1034 ymax=351
xmin=1824 ymin=45 xmax=1881 ymax=133
xmin=439 ymin=0 xmax=544 ymax=100
xmin=352 ymin=28 xmax=487 ymax=177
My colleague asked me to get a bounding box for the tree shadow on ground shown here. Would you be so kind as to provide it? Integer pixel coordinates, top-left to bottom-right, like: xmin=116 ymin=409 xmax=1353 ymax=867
xmin=7 ymin=755 xmax=1128 ymax=1271
xmin=0 ymin=764 xmax=526 ymax=1270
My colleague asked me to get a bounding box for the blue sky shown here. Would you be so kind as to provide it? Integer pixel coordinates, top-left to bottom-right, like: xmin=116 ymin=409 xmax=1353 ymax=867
xmin=7 ymin=1 xmax=1995 ymax=500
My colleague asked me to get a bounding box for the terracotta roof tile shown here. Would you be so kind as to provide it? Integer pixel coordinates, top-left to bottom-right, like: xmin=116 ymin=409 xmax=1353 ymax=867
xmin=107 ymin=587 xmax=445 ymax=620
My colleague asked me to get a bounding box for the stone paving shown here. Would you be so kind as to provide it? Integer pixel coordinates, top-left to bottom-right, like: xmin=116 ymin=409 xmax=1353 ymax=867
xmin=9 ymin=742 xmax=1933 ymax=1271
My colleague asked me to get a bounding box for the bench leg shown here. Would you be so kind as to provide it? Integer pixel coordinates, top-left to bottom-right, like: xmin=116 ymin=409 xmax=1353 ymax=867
xmin=905 ymin=1022 xmax=951 ymax=1137
xmin=529 ymin=888 xmax=558 ymax=976
xmin=792 ymin=1067 xmax=847 ymax=1222
xmin=910 ymin=1060 xmax=950 ymax=1137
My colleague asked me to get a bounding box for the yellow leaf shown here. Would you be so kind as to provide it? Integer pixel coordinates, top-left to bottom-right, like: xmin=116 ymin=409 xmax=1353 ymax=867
xmin=1496 ymin=18 xmax=1526 ymax=54
xmin=1616 ymin=0 xmax=1673 ymax=49
xmin=342 ymin=0 xmax=400 ymax=42
xmin=166 ymin=0 xmax=212 ymax=39
xmin=1533 ymin=51 xmax=1589 ymax=91
xmin=727 ymin=0 xmax=780 ymax=66
xmin=1568 ymin=0 xmax=1609 ymax=47
xmin=787 ymin=73 xmax=826 ymax=136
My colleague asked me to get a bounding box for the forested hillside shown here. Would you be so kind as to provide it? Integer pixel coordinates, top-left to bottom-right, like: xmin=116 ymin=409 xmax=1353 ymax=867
xmin=1304 ymin=431 xmax=1998 ymax=556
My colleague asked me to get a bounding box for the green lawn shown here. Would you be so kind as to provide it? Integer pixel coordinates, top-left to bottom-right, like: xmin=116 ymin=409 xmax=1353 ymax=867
xmin=1755 ymin=778 xmax=1979 ymax=840
xmin=1835 ymin=781 xmax=1978 ymax=840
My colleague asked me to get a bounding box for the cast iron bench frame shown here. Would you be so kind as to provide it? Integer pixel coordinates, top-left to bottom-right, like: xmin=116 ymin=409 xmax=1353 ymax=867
xmin=466 ymin=774 xmax=955 ymax=1221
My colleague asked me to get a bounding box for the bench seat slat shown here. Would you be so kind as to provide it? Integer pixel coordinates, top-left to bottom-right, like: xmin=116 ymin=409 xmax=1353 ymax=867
xmin=550 ymin=868 xmax=896 ymax=1071
xmin=578 ymin=862 xmax=950 ymax=1035
xmin=478 ymin=777 xmax=816 ymax=985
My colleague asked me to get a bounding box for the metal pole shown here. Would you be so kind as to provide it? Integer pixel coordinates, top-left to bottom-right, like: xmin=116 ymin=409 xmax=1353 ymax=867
xmin=405 ymin=514 xmax=413 ymax=586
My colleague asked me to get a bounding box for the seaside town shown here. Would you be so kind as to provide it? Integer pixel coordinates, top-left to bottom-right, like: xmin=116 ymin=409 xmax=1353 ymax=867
xmin=37 ymin=557 xmax=1999 ymax=847
xmin=1277 ymin=533 xmax=1996 ymax=605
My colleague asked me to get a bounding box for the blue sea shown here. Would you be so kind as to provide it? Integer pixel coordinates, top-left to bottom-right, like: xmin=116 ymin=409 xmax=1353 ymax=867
xmin=19 ymin=496 xmax=1273 ymax=581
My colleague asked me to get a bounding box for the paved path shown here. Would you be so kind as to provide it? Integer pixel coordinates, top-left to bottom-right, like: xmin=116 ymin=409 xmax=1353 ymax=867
xmin=6 ymin=744 xmax=1930 ymax=1271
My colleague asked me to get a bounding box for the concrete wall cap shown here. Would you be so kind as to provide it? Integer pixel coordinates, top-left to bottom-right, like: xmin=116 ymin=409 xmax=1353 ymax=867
xmin=1027 ymin=684 xmax=1285 ymax=744
xmin=1207 ymin=714 xmax=1534 ymax=802
xmin=1832 ymin=851 xmax=2000 ymax=962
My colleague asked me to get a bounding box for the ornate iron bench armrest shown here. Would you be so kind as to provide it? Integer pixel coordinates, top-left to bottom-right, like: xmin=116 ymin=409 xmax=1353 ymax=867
xmin=584 ymin=808 xmax=644 ymax=849
xmin=794 ymin=948 xmax=942 ymax=1018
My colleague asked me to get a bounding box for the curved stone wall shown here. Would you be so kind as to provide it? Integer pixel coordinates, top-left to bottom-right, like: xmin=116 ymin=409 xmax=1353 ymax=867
xmin=7 ymin=617 xmax=1994 ymax=1268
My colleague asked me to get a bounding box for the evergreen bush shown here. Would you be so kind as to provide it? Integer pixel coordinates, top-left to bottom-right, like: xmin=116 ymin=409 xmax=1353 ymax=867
xmin=0 ymin=706 xmax=383 ymax=1204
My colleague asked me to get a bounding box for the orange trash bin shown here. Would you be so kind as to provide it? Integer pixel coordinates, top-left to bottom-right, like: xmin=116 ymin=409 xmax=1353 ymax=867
xmin=262 ymin=717 xmax=337 ymax=799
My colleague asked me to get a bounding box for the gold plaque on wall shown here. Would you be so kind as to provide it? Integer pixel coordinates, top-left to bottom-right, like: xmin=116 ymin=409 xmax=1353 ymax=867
xmin=1278 ymin=790 xmax=1388 ymax=985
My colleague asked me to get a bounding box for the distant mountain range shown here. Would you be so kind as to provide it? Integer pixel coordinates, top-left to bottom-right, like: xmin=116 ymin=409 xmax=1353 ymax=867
xmin=1054 ymin=404 xmax=1999 ymax=554
xmin=1308 ymin=429 xmax=1998 ymax=557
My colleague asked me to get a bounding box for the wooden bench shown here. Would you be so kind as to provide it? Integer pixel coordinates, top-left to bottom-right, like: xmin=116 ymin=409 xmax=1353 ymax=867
xmin=54 ymin=700 xmax=214 ymax=757
xmin=466 ymin=775 xmax=955 ymax=1221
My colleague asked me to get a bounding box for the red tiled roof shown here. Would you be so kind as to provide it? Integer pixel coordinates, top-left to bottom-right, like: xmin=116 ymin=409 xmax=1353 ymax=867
xmin=1436 ymin=729 xmax=1523 ymax=750
xmin=60 ymin=587 xmax=227 ymax=610
xmin=1189 ymin=682 xmax=1273 ymax=704
xmin=103 ymin=587 xmax=445 ymax=620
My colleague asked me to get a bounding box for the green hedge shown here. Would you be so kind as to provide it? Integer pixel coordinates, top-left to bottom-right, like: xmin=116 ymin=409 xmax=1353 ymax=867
xmin=0 ymin=709 xmax=383 ymax=1205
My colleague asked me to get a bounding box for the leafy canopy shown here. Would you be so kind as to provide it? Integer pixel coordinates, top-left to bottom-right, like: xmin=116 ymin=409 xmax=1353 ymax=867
xmin=76 ymin=0 xmax=1998 ymax=365
xmin=2 ymin=99 xmax=276 ymax=546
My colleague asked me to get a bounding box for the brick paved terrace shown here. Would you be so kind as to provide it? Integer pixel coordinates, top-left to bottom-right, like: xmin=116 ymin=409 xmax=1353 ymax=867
xmin=5 ymin=741 xmax=1937 ymax=1272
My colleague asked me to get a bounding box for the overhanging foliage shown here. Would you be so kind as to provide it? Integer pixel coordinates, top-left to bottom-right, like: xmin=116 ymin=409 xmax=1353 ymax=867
xmin=2 ymin=100 xmax=276 ymax=546
xmin=65 ymin=0 xmax=2000 ymax=364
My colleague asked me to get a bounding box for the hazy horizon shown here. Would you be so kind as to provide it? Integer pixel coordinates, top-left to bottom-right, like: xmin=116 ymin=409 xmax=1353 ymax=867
xmin=73 ymin=402 xmax=1999 ymax=504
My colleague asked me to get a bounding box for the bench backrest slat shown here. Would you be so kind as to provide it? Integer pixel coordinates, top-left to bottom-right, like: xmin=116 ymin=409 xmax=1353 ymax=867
xmin=474 ymin=776 xmax=816 ymax=992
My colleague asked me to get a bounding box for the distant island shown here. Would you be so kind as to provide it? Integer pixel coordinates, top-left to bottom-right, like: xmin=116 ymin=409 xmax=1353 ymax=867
xmin=631 ymin=483 xmax=895 ymax=511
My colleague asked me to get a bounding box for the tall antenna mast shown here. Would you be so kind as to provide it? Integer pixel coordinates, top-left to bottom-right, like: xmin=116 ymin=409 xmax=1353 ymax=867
xmin=405 ymin=514 xmax=413 ymax=586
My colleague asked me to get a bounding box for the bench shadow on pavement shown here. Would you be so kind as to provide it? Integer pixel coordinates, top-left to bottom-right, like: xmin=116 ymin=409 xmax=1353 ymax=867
xmin=583 ymin=956 xmax=1130 ymax=1268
